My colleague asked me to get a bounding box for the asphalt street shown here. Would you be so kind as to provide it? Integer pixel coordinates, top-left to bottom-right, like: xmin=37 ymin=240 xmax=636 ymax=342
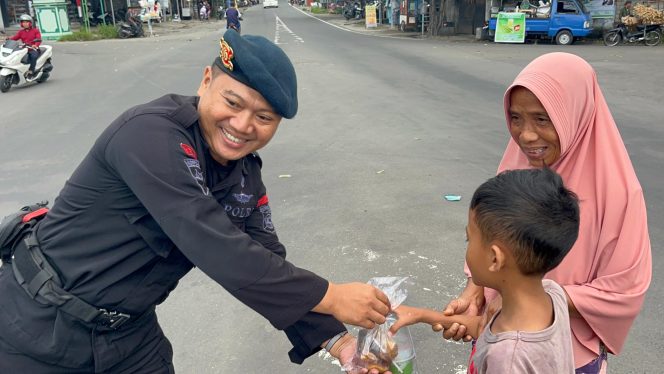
xmin=0 ymin=3 xmax=663 ymax=373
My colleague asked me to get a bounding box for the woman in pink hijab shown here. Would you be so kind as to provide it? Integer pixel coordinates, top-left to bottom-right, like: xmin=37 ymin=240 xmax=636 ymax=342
xmin=442 ymin=52 xmax=652 ymax=372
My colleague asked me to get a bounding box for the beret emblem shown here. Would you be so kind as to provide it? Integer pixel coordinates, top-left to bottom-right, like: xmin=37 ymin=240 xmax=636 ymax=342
xmin=220 ymin=38 xmax=234 ymax=71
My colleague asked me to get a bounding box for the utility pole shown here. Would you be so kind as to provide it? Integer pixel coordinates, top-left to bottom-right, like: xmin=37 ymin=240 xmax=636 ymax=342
xmin=109 ymin=0 xmax=116 ymax=25
xmin=82 ymin=0 xmax=91 ymax=31
xmin=0 ymin=6 xmax=5 ymax=33
xmin=99 ymin=0 xmax=106 ymax=24
xmin=379 ymin=0 xmax=382 ymax=25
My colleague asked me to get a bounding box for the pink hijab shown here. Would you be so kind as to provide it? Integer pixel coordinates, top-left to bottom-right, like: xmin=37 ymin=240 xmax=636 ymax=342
xmin=497 ymin=52 xmax=652 ymax=367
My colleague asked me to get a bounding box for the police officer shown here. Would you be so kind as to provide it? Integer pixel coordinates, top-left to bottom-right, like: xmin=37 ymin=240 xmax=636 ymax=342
xmin=0 ymin=30 xmax=392 ymax=373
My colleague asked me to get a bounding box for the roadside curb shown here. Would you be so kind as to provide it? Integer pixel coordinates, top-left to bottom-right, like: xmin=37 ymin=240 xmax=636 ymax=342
xmin=293 ymin=5 xmax=481 ymax=43
xmin=291 ymin=5 xmax=424 ymax=39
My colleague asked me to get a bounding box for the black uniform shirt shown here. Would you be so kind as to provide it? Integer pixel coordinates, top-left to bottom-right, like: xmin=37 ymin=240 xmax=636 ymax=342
xmin=32 ymin=94 xmax=344 ymax=363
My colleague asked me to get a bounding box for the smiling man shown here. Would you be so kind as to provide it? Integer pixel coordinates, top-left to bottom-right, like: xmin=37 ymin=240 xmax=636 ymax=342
xmin=0 ymin=30 xmax=391 ymax=373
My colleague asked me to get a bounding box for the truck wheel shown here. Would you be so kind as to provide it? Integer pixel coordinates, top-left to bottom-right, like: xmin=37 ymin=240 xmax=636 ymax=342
xmin=644 ymin=30 xmax=661 ymax=46
xmin=0 ymin=75 xmax=12 ymax=93
xmin=603 ymin=31 xmax=621 ymax=46
xmin=555 ymin=30 xmax=573 ymax=45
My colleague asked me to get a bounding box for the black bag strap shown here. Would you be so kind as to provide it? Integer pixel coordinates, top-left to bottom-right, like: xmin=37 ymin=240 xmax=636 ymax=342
xmin=11 ymin=233 xmax=131 ymax=328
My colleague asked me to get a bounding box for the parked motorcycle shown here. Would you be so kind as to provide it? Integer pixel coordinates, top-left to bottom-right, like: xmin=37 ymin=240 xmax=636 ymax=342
xmin=603 ymin=23 xmax=661 ymax=46
xmin=343 ymin=1 xmax=363 ymax=20
xmin=0 ymin=40 xmax=54 ymax=93
xmin=117 ymin=14 xmax=145 ymax=39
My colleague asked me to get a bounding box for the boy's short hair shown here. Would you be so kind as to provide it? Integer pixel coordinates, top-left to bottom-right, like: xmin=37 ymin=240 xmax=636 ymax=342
xmin=470 ymin=168 xmax=580 ymax=276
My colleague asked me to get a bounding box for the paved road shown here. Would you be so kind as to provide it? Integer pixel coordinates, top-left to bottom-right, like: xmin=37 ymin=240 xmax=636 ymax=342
xmin=1 ymin=3 xmax=662 ymax=373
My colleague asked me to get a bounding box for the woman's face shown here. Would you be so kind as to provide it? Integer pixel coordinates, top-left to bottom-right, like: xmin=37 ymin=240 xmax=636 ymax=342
xmin=509 ymin=87 xmax=561 ymax=167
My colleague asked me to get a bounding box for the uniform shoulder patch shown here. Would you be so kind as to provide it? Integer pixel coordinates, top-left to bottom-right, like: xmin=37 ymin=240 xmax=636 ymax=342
xmin=259 ymin=204 xmax=274 ymax=232
xmin=184 ymin=158 xmax=209 ymax=196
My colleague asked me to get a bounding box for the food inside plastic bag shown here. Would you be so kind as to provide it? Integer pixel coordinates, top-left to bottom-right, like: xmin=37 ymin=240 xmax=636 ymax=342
xmin=357 ymin=326 xmax=399 ymax=372
xmin=346 ymin=277 xmax=411 ymax=373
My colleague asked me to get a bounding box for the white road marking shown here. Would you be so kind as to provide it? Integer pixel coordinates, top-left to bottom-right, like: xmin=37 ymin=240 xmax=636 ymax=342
xmin=289 ymin=4 xmax=421 ymax=40
xmin=275 ymin=16 xmax=304 ymax=45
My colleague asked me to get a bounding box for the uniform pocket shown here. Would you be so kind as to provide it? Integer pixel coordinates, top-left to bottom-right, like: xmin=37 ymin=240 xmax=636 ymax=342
xmin=124 ymin=210 xmax=174 ymax=258
xmin=0 ymin=268 xmax=86 ymax=368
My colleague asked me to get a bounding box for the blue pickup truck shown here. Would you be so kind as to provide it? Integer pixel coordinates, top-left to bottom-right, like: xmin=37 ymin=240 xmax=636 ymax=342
xmin=488 ymin=0 xmax=592 ymax=45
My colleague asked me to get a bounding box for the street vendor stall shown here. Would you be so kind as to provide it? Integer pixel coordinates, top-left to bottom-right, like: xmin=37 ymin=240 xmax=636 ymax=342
xmin=630 ymin=3 xmax=664 ymax=23
xmin=603 ymin=3 xmax=663 ymax=46
xmin=399 ymin=0 xmax=427 ymax=31
xmin=487 ymin=0 xmax=592 ymax=43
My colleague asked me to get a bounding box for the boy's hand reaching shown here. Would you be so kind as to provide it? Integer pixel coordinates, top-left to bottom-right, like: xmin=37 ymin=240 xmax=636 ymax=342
xmin=389 ymin=305 xmax=482 ymax=340
xmin=389 ymin=305 xmax=425 ymax=333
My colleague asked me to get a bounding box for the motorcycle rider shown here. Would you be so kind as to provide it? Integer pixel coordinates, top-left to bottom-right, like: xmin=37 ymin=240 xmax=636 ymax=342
xmin=8 ymin=14 xmax=41 ymax=79
xmin=618 ymin=0 xmax=632 ymax=17
xmin=619 ymin=1 xmax=635 ymax=33
xmin=226 ymin=1 xmax=241 ymax=33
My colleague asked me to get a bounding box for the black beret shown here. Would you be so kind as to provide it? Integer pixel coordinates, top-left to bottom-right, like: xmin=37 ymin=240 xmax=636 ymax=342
xmin=213 ymin=29 xmax=298 ymax=119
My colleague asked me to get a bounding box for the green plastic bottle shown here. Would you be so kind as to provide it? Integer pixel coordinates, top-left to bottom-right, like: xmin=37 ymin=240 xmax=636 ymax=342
xmin=389 ymin=359 xmax=414 ymax=374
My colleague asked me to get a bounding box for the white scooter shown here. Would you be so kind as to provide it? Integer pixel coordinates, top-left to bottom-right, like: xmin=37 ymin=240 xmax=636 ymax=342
xmin=0 ymin=39 xmax=54 ymax=93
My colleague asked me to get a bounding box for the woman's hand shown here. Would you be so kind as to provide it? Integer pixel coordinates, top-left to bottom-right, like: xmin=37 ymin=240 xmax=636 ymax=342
xmin=434 ymin=278 xmax=485 ymax=341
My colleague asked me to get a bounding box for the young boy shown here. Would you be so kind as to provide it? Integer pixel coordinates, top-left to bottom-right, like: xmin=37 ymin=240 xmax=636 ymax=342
xmin=390 ymin=168 xmax=579 ymax=373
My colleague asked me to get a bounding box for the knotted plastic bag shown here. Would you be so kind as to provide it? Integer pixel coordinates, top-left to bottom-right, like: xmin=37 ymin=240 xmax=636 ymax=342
xmin=345 ymin=277 xmax=410 ymax=373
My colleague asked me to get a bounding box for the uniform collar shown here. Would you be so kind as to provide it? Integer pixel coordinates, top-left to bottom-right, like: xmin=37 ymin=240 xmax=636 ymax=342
xmin=209 ymin=157 xmax=248 ymax=193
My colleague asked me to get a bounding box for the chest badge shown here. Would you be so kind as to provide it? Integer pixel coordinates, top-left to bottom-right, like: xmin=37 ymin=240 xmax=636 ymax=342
xmin=232 ymin=193 xmax=253 ymax=204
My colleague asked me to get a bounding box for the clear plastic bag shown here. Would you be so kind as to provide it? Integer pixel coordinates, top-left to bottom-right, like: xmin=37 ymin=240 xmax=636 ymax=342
xmin=345 ymin=277 xmax=415 ymax=373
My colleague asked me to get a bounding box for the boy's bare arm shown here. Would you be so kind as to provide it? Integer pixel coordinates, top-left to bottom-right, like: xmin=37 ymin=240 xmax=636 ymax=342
xmin=391 ymin=305 xmax=482 ymax=339
xmin=420 ymin=310 xmax=482 ymax=339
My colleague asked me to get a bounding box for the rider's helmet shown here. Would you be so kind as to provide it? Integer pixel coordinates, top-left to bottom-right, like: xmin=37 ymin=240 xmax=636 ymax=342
xmin=19 ymin=14 xmax=33 ymax=27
